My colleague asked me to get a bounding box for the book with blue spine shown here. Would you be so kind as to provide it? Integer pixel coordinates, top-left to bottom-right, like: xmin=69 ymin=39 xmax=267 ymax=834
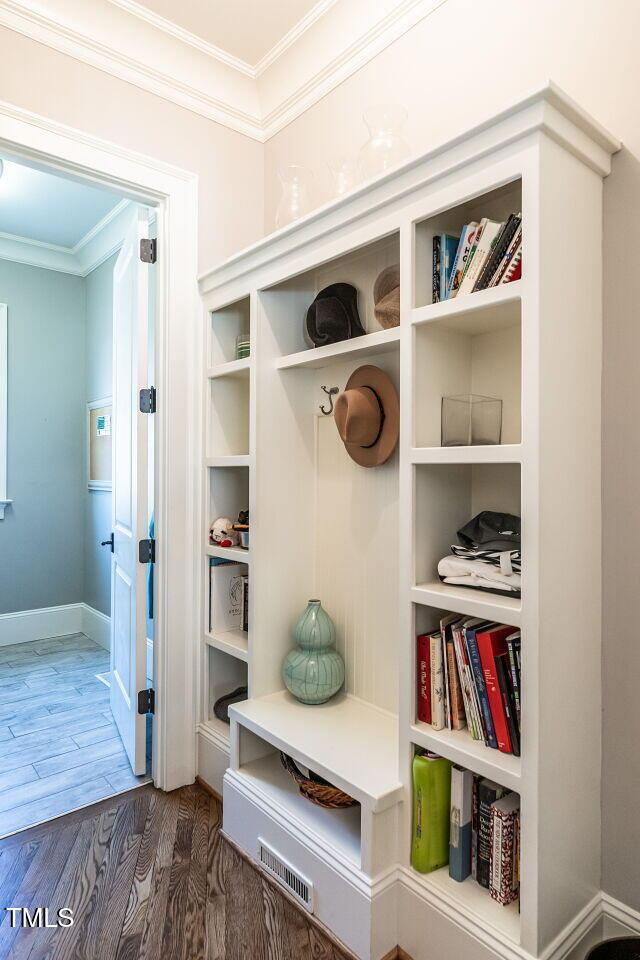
xmin=449 ymin=765 xmax=473 ymax=881
xmin=439 ymin=233 xmax=460 ymax=301
xmin=465 ymin=621 xmax=498 ymax=749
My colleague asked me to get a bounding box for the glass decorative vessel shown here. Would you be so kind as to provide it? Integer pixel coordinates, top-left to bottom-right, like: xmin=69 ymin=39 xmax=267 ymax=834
xmin=275 ymin=164 xmax=313 ymax=228
xmin=441 ymin=394 xmax=503 ymax=446
xmin=283 ymin=599 xmax=345 ymax=705
xmin=358 ymin=105 xmax=410 ymax=181
xmin=328 ymin=156 xmax=358 ymax=198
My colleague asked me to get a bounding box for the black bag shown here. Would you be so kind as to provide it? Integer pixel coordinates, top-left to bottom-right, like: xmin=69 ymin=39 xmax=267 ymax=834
xmin=457 ymin=510 xmax=521 ymax=553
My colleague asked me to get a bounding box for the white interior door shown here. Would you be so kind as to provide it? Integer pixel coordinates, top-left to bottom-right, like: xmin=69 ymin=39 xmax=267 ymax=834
xmin=110 ymin=208 xmax=150 ymax=776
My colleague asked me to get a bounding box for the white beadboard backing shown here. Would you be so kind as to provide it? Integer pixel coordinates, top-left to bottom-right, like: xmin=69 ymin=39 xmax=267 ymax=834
xmin=313 ymin=397 xmax=399 ymax=713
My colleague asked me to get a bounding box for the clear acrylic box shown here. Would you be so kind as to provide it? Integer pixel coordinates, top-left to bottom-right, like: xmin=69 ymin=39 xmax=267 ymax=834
xmin=441 ymin=394 xmax=502 ymax=446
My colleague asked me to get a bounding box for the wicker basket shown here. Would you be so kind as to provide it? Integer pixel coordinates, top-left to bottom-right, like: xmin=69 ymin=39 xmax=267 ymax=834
xmin=280 ymin=753 xmax=358 ymax=809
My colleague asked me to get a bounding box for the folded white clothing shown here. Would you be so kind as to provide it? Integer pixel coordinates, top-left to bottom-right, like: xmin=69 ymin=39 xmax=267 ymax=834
xmin=437 ymin=554 xmax=521 ymax=593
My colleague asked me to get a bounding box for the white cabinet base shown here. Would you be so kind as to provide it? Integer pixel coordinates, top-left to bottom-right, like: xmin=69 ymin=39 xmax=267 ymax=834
xmin=223 ymin=769 xmax=398 ymax=960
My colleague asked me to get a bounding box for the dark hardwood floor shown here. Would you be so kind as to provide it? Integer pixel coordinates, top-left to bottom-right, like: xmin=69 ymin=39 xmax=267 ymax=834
xmin=0 ymin=781 xmax=353 ymax=960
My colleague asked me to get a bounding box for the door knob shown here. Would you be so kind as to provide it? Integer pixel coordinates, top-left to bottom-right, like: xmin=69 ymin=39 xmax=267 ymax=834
xmin=101 ymin=533 xmax=114 ymax=553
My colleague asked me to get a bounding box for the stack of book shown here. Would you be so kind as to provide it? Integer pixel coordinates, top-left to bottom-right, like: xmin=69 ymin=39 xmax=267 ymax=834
xmin=411 ymin=753 xmax=520 ymax=907
xmin=417 ymin=616 xmax=521 ymax=756
xmin=432 ymin=213 xmax=522 ymax=302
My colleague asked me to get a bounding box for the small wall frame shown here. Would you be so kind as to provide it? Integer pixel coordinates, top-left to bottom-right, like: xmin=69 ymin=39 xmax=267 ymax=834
xmin=87 ymin=396 xmax=112 ymax=491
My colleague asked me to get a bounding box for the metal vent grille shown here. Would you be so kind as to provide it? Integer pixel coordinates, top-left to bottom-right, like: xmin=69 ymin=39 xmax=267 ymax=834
xmin=258 ymin=838 xmax=313 ymax=912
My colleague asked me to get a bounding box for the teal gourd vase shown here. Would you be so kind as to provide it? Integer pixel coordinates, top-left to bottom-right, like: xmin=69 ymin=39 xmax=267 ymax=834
xmin=283 ymin=600 xmax=345 ymax=705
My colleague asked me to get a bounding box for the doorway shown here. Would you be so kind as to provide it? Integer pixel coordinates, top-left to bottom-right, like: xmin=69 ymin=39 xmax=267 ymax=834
xmin=0 ymin=155 xmax=157 ymax=835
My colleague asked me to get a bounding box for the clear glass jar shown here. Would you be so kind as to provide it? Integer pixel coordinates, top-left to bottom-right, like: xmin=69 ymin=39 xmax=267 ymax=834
xmin=441 ymin=394 xmax=503 ymax=446
xmin=358 ymin=105 xmax=410 ymax=181
xmin=275 ymin=164 xmax=313 ymax=228
xmin=328 ymin=156 xmax=358 ymax=198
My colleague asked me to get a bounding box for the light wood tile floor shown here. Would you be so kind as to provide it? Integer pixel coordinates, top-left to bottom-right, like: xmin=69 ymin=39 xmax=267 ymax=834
xmin=0 ymin=633 xmax=150 ymax=838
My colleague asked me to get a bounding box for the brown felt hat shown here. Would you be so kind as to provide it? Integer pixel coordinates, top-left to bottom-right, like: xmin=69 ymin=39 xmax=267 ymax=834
xmin=373 ymin=264 xmax=400 ymax=329
xmin=334 ymin=365 xmax=399 ymax=467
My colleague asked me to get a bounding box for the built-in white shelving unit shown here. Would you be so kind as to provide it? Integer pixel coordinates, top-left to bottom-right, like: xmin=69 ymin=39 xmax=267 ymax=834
xmin=198 ymin=85 xmax=619 ymax=960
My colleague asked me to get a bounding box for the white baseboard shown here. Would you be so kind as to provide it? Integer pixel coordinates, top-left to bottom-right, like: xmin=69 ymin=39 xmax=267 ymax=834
xmin=0 ymin=603 xmax=84 ymax=646
xmin=81 ymin=604 xmax=111 ymax=651
xmin=601 ymin=892 xmax=640 ymax=936
xmin=0 ymin=602 xmax=111 ymax=650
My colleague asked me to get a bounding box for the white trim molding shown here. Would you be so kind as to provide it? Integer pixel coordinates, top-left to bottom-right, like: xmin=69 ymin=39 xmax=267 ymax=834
xmin=0 ymin=199 xmax=142 ymax=276
xmin=0 ymin=0 xmax=450 ymax=141
xmin=0 ymin=602 xmax=108 ymax=647
xmin=0 ymin=93 xmax=199 ymax=793
xmin=601 ymin=892 xmax=640 ymax=936
xmin=0 ymin=303 xmax=9 ymax=519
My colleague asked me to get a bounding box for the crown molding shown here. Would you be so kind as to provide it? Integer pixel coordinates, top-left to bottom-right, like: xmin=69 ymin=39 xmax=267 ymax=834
xmin=0 ymin=199 xmax=156 ymax=276
xmin=0 ymin=0 xmax=450 ymax=142
xmin=105 ymin=0 xmax=255 ymax=76
xmin=253 ymin=0 xmax=339 ymax=76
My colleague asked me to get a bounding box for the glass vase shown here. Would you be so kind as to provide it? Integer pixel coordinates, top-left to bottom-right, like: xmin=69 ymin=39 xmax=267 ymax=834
xmin=283 ymin=599 xmax=345 ymax=705
xmin=275 ymin=164 xmax=313 ymax=229
xmin=358 ymin=105 xmax=410 ymax=181
xmin=328 ymin=156 xmax=358 ymax=198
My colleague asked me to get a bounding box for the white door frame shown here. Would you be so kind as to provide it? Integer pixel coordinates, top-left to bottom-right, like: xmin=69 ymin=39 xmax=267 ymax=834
xmin=0 ymin=98 xmax=200 ymax=792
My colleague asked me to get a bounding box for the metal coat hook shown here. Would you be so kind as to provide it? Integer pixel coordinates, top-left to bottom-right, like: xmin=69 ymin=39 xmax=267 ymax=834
xmin=319 ymin=385 xmax=339 ymax=416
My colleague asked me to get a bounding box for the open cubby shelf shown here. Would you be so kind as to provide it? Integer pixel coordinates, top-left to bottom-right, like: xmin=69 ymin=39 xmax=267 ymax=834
xmin=198 ymin=89 xmax=617 ymax=960
xmin=207 ymin=357 xmax=250 ymax=380
xmin=410 ymin=721 xmax=521 ymax=793
xmin=206 ymin=544 xmax=250 ymax=564
xmin=205 ymin=628 xmax=249 ymax=662
xmin=275 ymin=325 xmax=399 ymax=370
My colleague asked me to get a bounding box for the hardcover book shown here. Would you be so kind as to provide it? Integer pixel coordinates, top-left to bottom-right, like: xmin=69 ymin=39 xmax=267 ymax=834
xmin=476 ymin=624 xmax=516 ymax=753
xmin=448 ymin=222 xmax=478 ymax=298
xmin=432 ymin=235 xmax=441 ymax=303
xmin=430 ymin=632 xmax=446 ymax=730
xmin=449 ymin=765 xmax=473 ymax=882
xmin=489 ymin=792 xmax=520 ymax=905
xmin=417 ymin=633 xmax=432 ymax=724
xmin=458 ymin=218 xmax=503 ymax=295
xmin=439 ymin=233 xmax=460 ymax=301
xmin=209 ymin=562 xmax=245 ymax=633
xmin=496 ymin=653 xmax=520 ymax=756
xmin=464 ymin=621 xmax=498 ymax=748
xmin=477 ymin=779 xmax=509 ymax=888
xmin=475 ymin=214 xmax=521 ymax=291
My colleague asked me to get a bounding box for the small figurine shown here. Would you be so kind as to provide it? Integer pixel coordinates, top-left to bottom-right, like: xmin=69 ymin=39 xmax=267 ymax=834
xmin=210 ymin=517 xmax=240 ymax=548
xmin=232 ymin=509 xmax=249 ymax=549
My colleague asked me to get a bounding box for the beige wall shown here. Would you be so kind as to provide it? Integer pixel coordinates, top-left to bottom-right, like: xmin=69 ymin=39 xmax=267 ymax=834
xmin=264 ymin=0 xmax=640 ymax=911
xmin=0 ymin=25 xmax=264 ymax=270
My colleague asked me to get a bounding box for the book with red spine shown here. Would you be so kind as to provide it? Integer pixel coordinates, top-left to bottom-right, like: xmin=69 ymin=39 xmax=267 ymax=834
xmin=476 ymin=624 xmax=516 ymax=753
xmin=417 ymin=633 xmax=432 ymax=724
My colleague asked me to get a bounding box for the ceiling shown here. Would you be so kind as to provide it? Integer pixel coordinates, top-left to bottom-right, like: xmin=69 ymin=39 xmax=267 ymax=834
xmin=130 ymin=0 xmax=323 ymax=65
xmin=0 ymin=158 xmax=123 ymax=249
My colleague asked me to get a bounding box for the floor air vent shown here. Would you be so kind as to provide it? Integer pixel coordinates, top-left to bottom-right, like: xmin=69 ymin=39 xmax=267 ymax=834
xmin=258 ymin=838 xmax=314 ymax=912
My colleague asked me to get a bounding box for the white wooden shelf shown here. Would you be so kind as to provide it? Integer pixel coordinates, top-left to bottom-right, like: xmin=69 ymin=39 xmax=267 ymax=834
xmin=411 ymin=583 xmax=521 ymax=628
xmin=205 ymin=455 xmax=250 ymax=468
xmin=411 ymin=444 xmax=523 ymax=465
xmin=205 ymin=629 xmax=249 ymax=662
xmin=230 ymin=691 xmax=402 ymax=812
xmin=207 ymin=357 xmax=250 ymax=380
xmin=408 ymin=865 xmax=520 ymax=944
xmin=275 ymin=326 xmax=400 ymax=370
xmin=236 ymin=752 xmax=361 ymax=866
xmin=411 ymin=280 xmax=522 ymax=333
xmin=410 ymin=722 xmax=521 ymax=793
xmin=206 ymin=544 xmax=250 ymax=564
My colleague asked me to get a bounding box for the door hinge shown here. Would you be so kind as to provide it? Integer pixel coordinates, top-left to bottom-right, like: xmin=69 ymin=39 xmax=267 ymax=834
xmin=138 ymin=687 xmax=155 ymax=715
xmin=139 ymin=238 xmax=157 ymax=264
xmin=139 ymin=386 xmax=156 ymax=413
xmin=138 ymin=538 xmax=155 ymax=564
